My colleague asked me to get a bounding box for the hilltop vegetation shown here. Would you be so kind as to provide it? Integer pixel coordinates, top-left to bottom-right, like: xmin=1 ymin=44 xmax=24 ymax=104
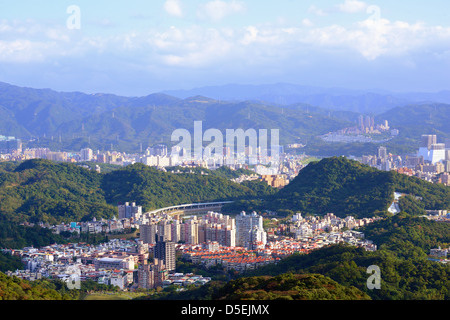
xmin=0 ymin=159 xmax=276 ymax=249
xmin=149 ymin=273 xmax=370 ymax=300
xmin=226 ymin=157 xmax=450 ymax=218
xmin=0 ymin=81 xmax=354 ymax=153
xmin=0 ymin=159 xmax=273 ymax=225
xmin=0 ymin=159 xmax=117 ymax=224
xmin=101 ymin=163 xmax=273 ymax=211
xmin=0 ymin=272 xmax=73 ymax=300
xmin=211 ymin=273 xmax=370 ymax=300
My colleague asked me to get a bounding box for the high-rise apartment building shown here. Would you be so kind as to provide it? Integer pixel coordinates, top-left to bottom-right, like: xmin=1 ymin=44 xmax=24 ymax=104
xmin=140 ymin=223 xmax=158 ymax=244
xmin=118 ymin=202 xmax=142 ymax=220
xmin=418 ymin=135 xmax=446 ymax=164
xmin=138 ymin=260 xmax=154 ymax=289
xmin=235 ymin=211 xmax=267 ymax=250
xmin=181 ymin=219 xmax=199 ymax=245
xmin=148 ymin=144 xmax=168 ymax=157
xmin=80 ymin=148 xmax=93 ymax=161
xmin=157 ymin=221 xmax=172 ymax=242
xmin=171 ymin=219 xmax=181 ymax=243
xmin=377 ymin=146 xmax=387 ymax=160
xmin=421 ymin=135 xmax=437 ymax=149
xmin=154 ymin=241 xmax=176 ymax=272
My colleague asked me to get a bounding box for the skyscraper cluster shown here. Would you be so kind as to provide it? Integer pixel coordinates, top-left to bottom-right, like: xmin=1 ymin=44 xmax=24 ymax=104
xmin=418 ymin=135 xmax=448 ymax=164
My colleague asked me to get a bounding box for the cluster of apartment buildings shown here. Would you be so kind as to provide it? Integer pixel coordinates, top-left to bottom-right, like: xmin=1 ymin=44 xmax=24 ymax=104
xmin=139 ymin=211 xmax=267 ymax=251
xmin=34 ymin=202 xmax=143 ymax=236
xmin=1 ymin=238 xmax=208 ymax=291
xmin=0 ymin=146 xmax=132 ymax=166
xmin=180 ymin=244 xmax=281 ymax=273
xmin=48 ymin=217 xmax=135 ymax=236
xmin=321 ymin=118 xmax=396 ymax=144
xmin=289 ymin=212 xmax=380 ymax=238
xmin=180 ymin=226 xmax=377 ymax=273
xmin=360 ymin=135 xmax=450 ymax=186
xmin=2 ymin=240 xmax=137 ymax=289
xmin=2 ymin=202 xmax=380 ymax=290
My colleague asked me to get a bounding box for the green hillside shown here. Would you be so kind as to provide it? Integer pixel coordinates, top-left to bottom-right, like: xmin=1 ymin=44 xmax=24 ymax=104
xmin=227 ymin=157 xmax=450 ymax=218
xmin=0 ymin=272 xmax=73 ymax=300
xmin=142 ymin=272 xmax=370 ymax=301
xmin=101 ymin=163 xmax=272 ymax=211
xmin=0 ymin=159 xmax=116 ymax=224
xmin=377 ymin=103 xmax=450 ymax=141
xmin=0 ymin=159 xmax=277 ymax=249
xmin=269 ymin=157 xmax=396 ymax=218
xmin=0 ymin=82 xmax=355 ymax=153
xmin=0 ymin=159 xmax=272 ymax=225
xmin=211 ymin=273 xmax=370 ymax=300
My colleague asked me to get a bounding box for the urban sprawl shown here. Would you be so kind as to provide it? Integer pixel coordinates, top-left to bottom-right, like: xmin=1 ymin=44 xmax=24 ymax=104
xmin=2 ymin=202 xmax=380 ymax=291
xmin=1 ymin=127 xmax=450 ymax=291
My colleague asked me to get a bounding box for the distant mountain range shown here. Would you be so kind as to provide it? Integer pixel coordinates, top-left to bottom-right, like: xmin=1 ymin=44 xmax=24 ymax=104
xmin=0 ymin=81 xmax=354 ymax=152
xmin=163 ymin=83 xmax=450 ymax=115
xmin=0 ymin=81 xmax=449 ymax=154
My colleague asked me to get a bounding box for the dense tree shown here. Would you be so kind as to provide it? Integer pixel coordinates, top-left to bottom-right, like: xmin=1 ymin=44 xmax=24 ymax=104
xmin=229 ymin=157 xmax=450 ymax=218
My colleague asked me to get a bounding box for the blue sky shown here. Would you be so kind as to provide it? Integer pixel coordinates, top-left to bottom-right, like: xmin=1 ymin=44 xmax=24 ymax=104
xmin=0 ymin=0 xmax=449 ymax=96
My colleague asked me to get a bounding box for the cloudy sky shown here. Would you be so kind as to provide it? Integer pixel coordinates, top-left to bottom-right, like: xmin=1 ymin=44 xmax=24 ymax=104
xmin=0 ymin=0 xmax=449 ymax=96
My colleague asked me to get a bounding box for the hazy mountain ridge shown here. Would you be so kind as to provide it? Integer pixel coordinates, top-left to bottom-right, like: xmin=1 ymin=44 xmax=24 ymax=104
xmin=0 ymin=81 xmax=355 ymax=151
xmin=163 ymin=83 xmax=450 ymax=115
xmin=0 ymin=81 xmax=449 ymax=154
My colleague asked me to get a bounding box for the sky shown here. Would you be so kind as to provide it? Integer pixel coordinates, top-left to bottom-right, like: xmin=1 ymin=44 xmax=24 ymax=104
xmin=0 ymin=0 xmax=449 ymax=96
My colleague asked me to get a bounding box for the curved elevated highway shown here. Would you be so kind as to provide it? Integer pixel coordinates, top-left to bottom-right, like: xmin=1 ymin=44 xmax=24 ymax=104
xmin=143 ymin=201 xmax=234 ymax=219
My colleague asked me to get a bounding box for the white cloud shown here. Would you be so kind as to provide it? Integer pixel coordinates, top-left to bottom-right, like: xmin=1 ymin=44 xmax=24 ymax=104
xmin=197 ymin=0 xmax=246 ymax=22
xmin=164 ymin=0 xmax=184 ymax=18
xmin=1 ymin=16 xmax=450 ymax=79
xmin=302 ymin=19 xmax=314 ymax=28
xmin=336 ymin=0 xmax=368 ymax=13
xmin=308 ymin=5 xmax=328 ymax=17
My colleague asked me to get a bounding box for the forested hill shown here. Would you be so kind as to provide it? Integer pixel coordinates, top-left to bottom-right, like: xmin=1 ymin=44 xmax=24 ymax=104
xmin=0 ymin=81 xmax=353 ymax=153
xmin=1 ymin=157 xmax=448 ymax=225
xmin=227 ymin=157 xmax=450 ymax=218
xmin=376 ymin=103 xmax=450 ymax=143
xmin=100 ymin=162 xmax=274 ymax=211
xmin=0 ymin=159 xmax=117 ymax=224
xmin=147 ymin=273 xmax=371 ymax=300
xmin=0 ymin=159 xmax=273 ymax=226
xmin=270 ymin=156 xmax=396 ymax=218
xmin=0 ymin=159 xmax=276 ymax=249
